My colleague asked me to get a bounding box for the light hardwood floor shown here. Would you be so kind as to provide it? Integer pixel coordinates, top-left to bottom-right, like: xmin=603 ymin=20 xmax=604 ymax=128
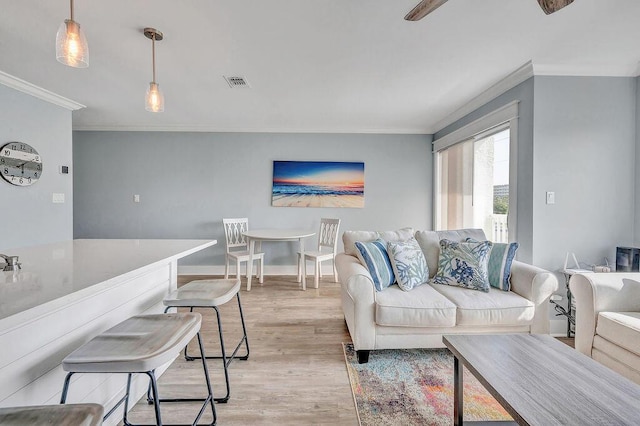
xmin=126 ymin=275 xmax=357 ymax=425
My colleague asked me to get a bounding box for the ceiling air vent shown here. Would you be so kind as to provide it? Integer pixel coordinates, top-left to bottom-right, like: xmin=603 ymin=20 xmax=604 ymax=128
xmin=224 ymin=76 xmax=251 ymax=88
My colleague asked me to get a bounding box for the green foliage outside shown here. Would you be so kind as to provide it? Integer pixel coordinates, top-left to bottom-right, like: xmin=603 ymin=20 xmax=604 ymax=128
xmin=493 ymin=196 xmax=509 ymax=214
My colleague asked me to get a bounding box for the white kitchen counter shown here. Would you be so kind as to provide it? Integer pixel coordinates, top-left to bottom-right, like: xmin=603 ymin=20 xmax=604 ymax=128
xmin=0 ymin=239 xmax=216 ymax=423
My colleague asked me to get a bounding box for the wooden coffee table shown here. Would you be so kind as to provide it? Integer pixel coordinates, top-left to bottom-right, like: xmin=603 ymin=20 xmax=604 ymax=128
xmin=443 ymin=334 xmax=640 ymax=425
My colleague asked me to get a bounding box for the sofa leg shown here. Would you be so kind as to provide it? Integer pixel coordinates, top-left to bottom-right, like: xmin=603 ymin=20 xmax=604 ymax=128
xmin=357 ymin=350 xmax=370 ymax=364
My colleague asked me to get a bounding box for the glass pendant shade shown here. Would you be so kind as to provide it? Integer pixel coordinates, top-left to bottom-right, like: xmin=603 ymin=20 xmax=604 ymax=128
xmin=56 ymin=19 xmax=89 ymax=68
xmin=145 ymin=82 xmax=164 ymax=113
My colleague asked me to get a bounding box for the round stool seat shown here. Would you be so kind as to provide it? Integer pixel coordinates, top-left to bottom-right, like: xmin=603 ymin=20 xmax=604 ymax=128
xmin=62 ymin=313 xmax=201 ymax=373
xmin=164 ymin=279 xmax=240 ymax=307
xmin=0 ymin=403 xmax=103 ymax=426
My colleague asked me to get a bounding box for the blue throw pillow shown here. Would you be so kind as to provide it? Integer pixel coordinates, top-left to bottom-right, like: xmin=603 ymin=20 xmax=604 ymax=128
xmin=466 ymin=238 xmax=519 ymax=291
xmin=386 ymin=238 xmax=429 ymax=292
xmin=355 ymin=239 xmax=395 ymax=291
xmin=433 ymin=239 xmax=492 ymax=292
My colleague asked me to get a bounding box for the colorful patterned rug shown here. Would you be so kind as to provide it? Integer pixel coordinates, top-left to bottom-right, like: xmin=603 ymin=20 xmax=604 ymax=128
xmin=343 ymin=343 xmax=512 ymax=425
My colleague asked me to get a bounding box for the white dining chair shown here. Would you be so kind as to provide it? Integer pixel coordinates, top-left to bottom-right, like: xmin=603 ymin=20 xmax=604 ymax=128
xmin=223 ymin=218 xmax=264 ymax=283
xmin=298 ymin=218 xmax=341 ymax=288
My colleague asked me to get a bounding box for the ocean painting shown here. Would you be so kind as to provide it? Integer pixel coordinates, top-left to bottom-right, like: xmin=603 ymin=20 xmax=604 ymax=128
xmin=272 ymin=161 xmax=365 ymax=208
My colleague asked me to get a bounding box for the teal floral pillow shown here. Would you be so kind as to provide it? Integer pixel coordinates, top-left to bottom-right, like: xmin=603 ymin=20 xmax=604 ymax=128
xmin=386 ymin=238 xmax=429 ymax=291
xmin=433 ymin=239 xmax=492 ymax=292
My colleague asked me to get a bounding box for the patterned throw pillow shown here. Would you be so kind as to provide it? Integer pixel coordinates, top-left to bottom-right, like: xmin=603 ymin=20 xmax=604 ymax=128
xmin=355 ymin=239 xmax=395 ymax=291
xmin=466 ymin=238 xmax=519 ymax=291
xmin=432 ymin=239 xmax=492 ymax=292
xmin=386 ymin=238 xmax=430 ymax=292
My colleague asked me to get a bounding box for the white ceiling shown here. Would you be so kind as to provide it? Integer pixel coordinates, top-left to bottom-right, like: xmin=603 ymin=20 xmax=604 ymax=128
xmin=1 ymin=0 xmax=640 ymax=134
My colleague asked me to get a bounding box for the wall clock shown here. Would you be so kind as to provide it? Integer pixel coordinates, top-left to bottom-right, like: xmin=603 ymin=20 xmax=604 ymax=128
xmin=0 ymin=142 xmax=42 ymax=186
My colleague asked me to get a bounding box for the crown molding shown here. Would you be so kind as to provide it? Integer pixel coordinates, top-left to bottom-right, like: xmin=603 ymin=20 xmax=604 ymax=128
xmin=532 ymin=62 xmax=640 ymax=77
xmin=433 ymin=60 xmax=640 ymax=134
xmin=433 ymin=61 xmax=534 ymax=134
xmin=72 ymin=124 xmax=430 ymax=134
xmin=0 ymin=71 xmax=85 ymax=111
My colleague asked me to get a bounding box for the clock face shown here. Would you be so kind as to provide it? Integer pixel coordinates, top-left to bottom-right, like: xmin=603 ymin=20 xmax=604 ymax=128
xmin=0 ymin=142 xmax=42 ymax=186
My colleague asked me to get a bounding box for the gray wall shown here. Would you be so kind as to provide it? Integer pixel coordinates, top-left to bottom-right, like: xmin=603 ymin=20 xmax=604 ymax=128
xmin=532 ymin=76 xmax=637 ymax=270
xmin=0 ymin=84 xmax=73 ymax=250
xmin=435 ymin=78 xmax=535 ymax=263
xmin=73 ymin=131 xmax=433 ymax=269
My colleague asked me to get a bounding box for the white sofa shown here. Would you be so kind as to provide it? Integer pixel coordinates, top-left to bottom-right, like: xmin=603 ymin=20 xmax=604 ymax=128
xmin=336 ymin=228 xmax=558 ymax=363
xmin=570 ymin=273 xmax=640 ymax=385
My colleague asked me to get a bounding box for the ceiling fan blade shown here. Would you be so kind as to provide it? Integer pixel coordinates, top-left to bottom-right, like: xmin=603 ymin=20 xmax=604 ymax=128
xmin=537 ymin=0 xmax=574 ymax=15
xmin=404 ymin=0 xmax=449 ymax=21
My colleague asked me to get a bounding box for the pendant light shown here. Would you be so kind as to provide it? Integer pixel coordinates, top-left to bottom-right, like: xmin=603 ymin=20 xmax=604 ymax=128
xmin=144 ymin=28 xmax=164 ymax=113
xmin=56 ymin=0 xmax=89 ymax=68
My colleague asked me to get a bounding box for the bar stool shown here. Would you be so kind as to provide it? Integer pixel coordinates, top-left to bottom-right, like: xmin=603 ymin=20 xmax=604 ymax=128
xmin=162 ymin=278 xmax=249 ymax=403
xmin=60 ymin=313 xmax=216 ymax=426
xmin=0 ymin=403 xmax=104 ymax=426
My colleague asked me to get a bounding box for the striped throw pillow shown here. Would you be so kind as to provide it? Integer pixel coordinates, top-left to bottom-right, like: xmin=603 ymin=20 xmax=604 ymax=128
xmin=466 ymin=238 xmax=519 ymax=291
xmin=355 ymin=239 xmax=395 ymax=291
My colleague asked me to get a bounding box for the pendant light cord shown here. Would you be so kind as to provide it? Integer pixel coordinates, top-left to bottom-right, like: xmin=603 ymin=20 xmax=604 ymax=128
xmin=151 ymin=35 xmax=156 ymax=83
xmin=70 ymin=0 xmax=74 ymax=21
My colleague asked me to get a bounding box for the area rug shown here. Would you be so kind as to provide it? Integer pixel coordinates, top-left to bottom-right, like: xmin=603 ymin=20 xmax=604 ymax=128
xmin=343 ymin=343 xmax=512 ymax=425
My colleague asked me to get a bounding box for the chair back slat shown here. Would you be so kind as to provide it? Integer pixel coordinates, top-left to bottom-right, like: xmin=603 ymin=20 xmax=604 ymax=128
xmin=318 ymin=218 xmax=341 ymax=252
xmin=223 ymin=218 xmax=249 ymax=251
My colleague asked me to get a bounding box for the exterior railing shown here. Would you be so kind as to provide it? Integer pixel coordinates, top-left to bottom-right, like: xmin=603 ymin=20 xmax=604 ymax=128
xmin=489 ymin=214 xmax=508 ymax=243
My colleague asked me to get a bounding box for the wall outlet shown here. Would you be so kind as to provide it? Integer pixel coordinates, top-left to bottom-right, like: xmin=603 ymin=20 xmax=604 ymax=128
xmin=52 ymin=193 xmax=65 ymax=203
xmin=133 ymin=194 xmax=140 ymax=203
xmin=546 ymin=191 xmax=555 ymax=205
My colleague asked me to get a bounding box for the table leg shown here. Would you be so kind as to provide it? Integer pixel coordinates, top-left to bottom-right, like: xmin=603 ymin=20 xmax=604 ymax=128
xmin=246 ymin=239 xmax=255 ymax=291
xmin=454 ymin=356 xmax=463 ymax=426
xmin=299 ymin=238 xmax=306 ymax=291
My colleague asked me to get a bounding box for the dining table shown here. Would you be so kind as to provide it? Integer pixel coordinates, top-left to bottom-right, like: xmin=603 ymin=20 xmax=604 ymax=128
xmin=242 ymin=229 xmax=316 ymax=291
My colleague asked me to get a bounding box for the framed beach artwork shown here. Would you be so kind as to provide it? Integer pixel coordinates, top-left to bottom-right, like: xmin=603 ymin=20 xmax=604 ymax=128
xmin=272 ymin=161 xmax=365 ymax=208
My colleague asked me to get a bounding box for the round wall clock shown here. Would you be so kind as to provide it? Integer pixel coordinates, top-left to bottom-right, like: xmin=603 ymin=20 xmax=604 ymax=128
xmin=0 ymin=142 xmax=43 ymax=186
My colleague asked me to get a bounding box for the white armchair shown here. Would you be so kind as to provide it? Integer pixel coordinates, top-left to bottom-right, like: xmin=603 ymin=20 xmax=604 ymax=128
xmin=570 ymin=273 xmax=640 ymax=385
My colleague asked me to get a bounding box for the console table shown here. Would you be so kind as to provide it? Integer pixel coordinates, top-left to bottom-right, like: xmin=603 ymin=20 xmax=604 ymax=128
xmin=0 ymin=239 xmax=215 ymax=425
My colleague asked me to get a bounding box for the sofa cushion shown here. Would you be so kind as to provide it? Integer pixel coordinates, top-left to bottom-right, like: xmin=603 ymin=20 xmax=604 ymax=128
xmin=415 ymin=229 xmax=487 ymax=278
xmin=375 ymin=284 xmax=457 ymax=327
xmin=387 ymin=238 xmax=429 ymax=291
xmin=432 ymin=239 xmax=492 ymax=292
xmin=343 ymin=227 xmax=414 ymax=256
xmin=430 ymin=283 xmax=535 ymax=326
xmin=592 ymin=336 xmax=640 ymax=384
xmin=354 ymin=239 xmax=395 ymax=291
xmin=596 ymin=312 xmax=640 ymax=357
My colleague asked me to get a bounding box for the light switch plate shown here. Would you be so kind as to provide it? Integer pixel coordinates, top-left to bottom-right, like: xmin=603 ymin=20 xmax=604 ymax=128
xmin=52 ymin=193 xmax=65 ymax=203
xmin=546 ymin=191 xmax=555 ymax=205
xmin=133 ymin=194 xmax=140 ymax=203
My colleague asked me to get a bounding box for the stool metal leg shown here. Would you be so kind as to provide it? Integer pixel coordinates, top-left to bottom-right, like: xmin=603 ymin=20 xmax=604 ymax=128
xmin=60 ymin=372 xmax=74 ymax=404
xmin=145 ymin=331 xmax=217 ymax=426
xmin=183 ymin=294 xmax=250 ymax=361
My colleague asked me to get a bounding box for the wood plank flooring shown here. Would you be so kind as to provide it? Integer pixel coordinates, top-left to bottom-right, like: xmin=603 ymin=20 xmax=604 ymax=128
xmin=125 ymin=275 xmax=357 ymax=425
xmin=125 ymin=275 xmax=575 ymax=425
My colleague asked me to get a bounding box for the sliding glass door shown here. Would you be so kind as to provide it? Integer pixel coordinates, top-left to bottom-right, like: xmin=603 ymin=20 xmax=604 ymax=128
xmin=435 ymin=126 xmax=511 ymax=243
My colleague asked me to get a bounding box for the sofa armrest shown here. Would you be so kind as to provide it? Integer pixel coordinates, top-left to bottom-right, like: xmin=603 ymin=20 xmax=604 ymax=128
xmin=335 ymin=253 xmax=377 ymax=350
xmin=569 ymin=273 xmax=640 ymax=356
xmin=509 ymin=260 xmax=559 ymax=334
